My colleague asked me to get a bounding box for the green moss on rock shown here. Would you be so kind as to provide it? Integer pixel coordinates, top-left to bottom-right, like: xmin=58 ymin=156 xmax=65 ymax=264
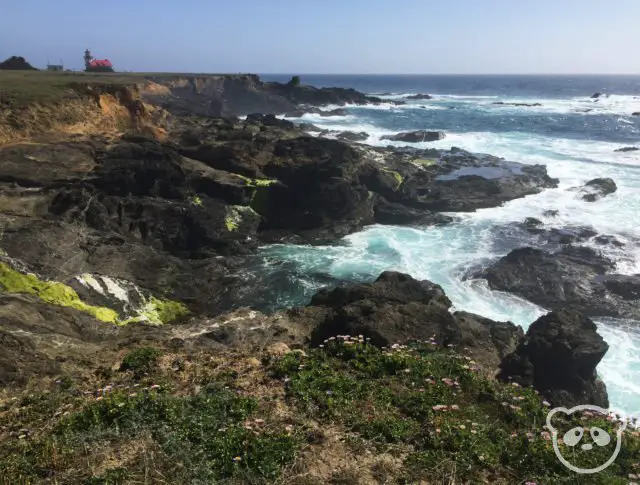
xmin=189 ymin=195 xmax=203 ymax=207
xmin=412 ymin=158 xmax=437 ymax=167
xmin=381 ymin=169 xmax=404 ymax=191
xmin=120 ymin=297 xmax=190 ymax=326
xmin=249 ymin=186 xmax=270 ymax=216
xmin=0 ymin=263 xmax=189 ymax=326
xmin=225 ymin=205 xmax=259 ymax=232
xmin=234 ymin=174 xmax=278 ymax=188
xmin=0 ymin=262 xmax=119 ymax=323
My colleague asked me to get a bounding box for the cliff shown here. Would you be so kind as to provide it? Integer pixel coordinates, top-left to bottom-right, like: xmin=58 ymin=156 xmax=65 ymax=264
xmin=0 ymin=73 xmax=636 ymax=485
xmin=139 ymin=74 xmax=385 ymax=117
xmin=0 ymin=76 xmax=169 ymax=145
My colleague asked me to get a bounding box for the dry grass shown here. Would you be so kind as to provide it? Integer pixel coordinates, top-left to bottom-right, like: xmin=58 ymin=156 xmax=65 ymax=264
xmin=0 ymin=70 xmax=246 ymax=108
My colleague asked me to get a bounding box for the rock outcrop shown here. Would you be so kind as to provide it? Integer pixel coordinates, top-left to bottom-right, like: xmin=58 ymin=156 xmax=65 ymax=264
xmin=498 ymin=310 xmax=609 ymax=408
xmin=336 ymin=131 xmax=369 ymax=142
xmin=0 ymin=56 xmax=37 ymax=70
xmin=304 ymin=271 xmax=523 ymax=370
xmin=382 ymin=131 xmax=446 ymax=143
xmin=578 ymin=178 xmax=618 ymax=202
xmin=406 ymin=94 xmax=432 ymax=100
xmin=480 ymin=246 xmax=640 ymax=319
xmin=615 ymin=146 xmax=639 ymax=153
xmin=492 ymin=102 xmax=542 ymax=107
xmin=141 ymin=75 xmax=385 ymax=117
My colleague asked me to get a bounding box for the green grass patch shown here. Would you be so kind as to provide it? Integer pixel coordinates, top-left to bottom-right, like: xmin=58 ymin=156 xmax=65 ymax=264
xmin=0 ymin=385 xmax=300 ymax=484
xmin=272 ymin=338 xmax=640 ymax=484
xmin=119 ymin=347 xmax=162 ymax=377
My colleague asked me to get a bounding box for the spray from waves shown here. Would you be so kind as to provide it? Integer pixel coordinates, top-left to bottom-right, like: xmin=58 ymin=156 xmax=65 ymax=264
xmin=352 ymin=93 xmax=640 ymax=118
xmin=259 ymin=111 xmax=640 ymax=414
xmin=257 ymin=213 xmax=640 ymax=414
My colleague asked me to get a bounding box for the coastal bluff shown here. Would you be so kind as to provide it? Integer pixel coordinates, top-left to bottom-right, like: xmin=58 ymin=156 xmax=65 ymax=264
xmin=1 ymin=71 xmax=637 ymax=485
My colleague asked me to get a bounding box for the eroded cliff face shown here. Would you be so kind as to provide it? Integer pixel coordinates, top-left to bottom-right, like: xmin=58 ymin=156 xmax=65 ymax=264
xmin=140 ymin=75 xmax=293 ymax=117
xmin=0 ymin=83 xmax=169 ymax=145
xmin=138 ymin=74 xmax=385 ymax=117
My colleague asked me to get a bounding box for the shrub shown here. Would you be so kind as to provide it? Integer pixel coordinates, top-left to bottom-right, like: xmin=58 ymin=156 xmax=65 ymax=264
xmin=119 ymin=347 xmax=162 ymax=376
xmin=288 ymin=75 xmax=301 ymax=88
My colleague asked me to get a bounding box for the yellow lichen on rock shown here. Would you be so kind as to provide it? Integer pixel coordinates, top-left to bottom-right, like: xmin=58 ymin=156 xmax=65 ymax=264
xmin=0 ymin=263 xmax=189 ymax=325
xmin=381 ymin=169 xmax=404 ymax=191
xmin=0 ymin=262 xmax=119 ymax=323
xmin=120 ymin=297 xmax=190 ymax=326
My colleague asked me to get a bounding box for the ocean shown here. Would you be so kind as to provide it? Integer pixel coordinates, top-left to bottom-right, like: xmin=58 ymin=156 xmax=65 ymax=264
xmin=252 ymin=74 xmax=640 ymax=416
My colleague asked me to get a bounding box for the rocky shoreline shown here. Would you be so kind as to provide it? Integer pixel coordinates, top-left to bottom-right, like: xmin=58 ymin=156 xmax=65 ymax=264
xmin=1 ymin=72 xmax=639 ymax=484
xmin=1 ymin=74 xmax=633 ymax=347
xmin=0 ymin=74 xmax=637 ymax=400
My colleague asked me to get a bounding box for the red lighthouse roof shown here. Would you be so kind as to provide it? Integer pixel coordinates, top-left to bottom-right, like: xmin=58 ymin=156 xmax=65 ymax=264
xmin=89 ymin=59 xmax=112 ymax=68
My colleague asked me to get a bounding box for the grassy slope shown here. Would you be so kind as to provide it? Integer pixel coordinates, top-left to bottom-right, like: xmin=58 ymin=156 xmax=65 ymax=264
xmin=0 ymin=71 xmax=246 ymax=108
xmin=1 ymin=340 xmax=638 ymax=484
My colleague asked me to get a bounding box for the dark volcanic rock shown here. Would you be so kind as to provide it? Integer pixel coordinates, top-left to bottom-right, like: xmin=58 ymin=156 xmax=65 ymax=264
xmin=523 ymin=217 xmax=544 ymax=231
xmin=297 ymin=123 xmax=323 ymax=132
xmin=481 ymin=246 xmax=640 ymax=319
xmin=406 ymin=94 xmax=433 ymax=100
xmin=245 ymin=113 xmax=294 ymax=129
xmin=143 ymin=75 xmax=384 ymax=118
xmin=633 ymin=112 xmax=640 ymax=116
xmin=374 ymin=198 xmax=453 ymax=226
xmin=304 ymin=271 xmax=523 ymax=370
xmin=336 ymin=131 xmax=369 ymax=142
xmin=614 ymin=146 xmax=639 ymax=153
xmin=382 ymin=131 xmax=446 ymax=143
xmin=600 ymin=275 xmax=640 ymax=300
xmin=498 ymin=310 xmax=609 ymax=408
xmin=579 ymin=178 xmax=618 ymax=202
xmin=318 ymin=108 xmax=349 ymax=117
xmin=593 ymin=235 xmax=625 ymax=248
xmin=355 ymin=147 xmax=559 ymax=213
xmin=492 ymin=102 xmax=542 ymax=107
xmin=591 ymin=92 xmax=603 ymax=99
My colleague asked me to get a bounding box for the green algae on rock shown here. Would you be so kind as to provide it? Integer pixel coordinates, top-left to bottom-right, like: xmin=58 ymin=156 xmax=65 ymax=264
xmin=0 ymin=262 xmax=119 ymax=323
xmin=234 ymin=174 xmax=278 ymax=188
xmin=121 ymin=297 xmax=190 ymax=326
xmin=225 ymin=205 xmax=259 ymax=232
xmin=381 ymin=168 xmax=404 ymax=191
xmin=0 ymin=263 xmax=189 ymax=326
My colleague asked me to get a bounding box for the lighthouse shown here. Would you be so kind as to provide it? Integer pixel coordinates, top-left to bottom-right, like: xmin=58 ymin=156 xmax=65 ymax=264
xmin=83 ymin=49 xmax=114 ymax=73
xmin=84 ymin=49 xmax=93 ymax=70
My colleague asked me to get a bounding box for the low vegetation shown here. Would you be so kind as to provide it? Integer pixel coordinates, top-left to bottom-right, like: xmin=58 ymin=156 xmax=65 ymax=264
xmin=1 ymin=339 xmax=638 ymax=484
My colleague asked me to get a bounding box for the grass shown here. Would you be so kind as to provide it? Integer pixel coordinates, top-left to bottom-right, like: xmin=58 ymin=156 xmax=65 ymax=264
xmin=1 ymin=339 xmax=638 ymax=484
xmin=272 ymin=337 xmax=640 ymax=484
xmin=119 ymin=347 xmax=162 ymax=377
xmin=0 ymin=349 xmax=301 ymax=484
xmin=0 ymin=70 xmax=254 ymax=108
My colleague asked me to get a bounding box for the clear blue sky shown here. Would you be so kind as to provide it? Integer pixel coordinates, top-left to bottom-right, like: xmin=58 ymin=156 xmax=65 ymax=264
xmin=2 ymin=0 xmax=639 ymax=74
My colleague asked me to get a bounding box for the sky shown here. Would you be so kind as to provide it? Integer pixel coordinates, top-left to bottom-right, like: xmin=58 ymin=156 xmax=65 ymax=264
xmin=2 ymin=0 xmax=640 ymax=74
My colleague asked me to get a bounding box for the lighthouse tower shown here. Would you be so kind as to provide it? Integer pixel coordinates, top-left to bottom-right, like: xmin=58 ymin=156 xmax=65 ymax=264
xmin=84 ymin=49 xmax=93 ymax=70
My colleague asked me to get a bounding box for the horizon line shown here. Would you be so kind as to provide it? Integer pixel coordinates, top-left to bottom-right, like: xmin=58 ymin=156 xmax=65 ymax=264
xmin=257 ymin=72 xmax=640 ymax=77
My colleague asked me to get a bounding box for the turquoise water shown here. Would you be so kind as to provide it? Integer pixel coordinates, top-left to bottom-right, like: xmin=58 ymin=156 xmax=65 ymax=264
xmin=251 ymin=76 xmax=640 ymax=417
